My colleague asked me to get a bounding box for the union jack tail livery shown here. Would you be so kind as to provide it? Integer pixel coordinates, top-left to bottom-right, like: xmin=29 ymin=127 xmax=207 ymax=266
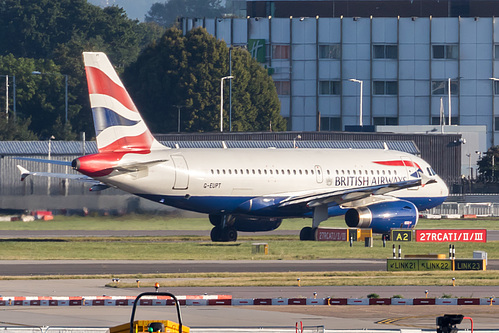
xmin=83 ymin=52 xmax=162 ymax=153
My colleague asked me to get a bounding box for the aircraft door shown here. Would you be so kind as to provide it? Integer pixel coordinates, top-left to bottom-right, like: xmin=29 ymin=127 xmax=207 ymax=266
xmin=171 ymin=155 xmax=189 ymax=190
xmin=315 ymin=165 xmax=323 ymax=183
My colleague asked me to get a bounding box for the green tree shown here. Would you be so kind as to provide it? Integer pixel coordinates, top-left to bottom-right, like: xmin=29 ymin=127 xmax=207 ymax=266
xmin=145 ymin=0 xmax=225 ymax=27
xmin=123 ymin=27 xmax=285 ymax=133
xmin=0 ymin=116 xmax=38 ymax=140
xmin=0 ymin=0 xmax=165 ymax=139
xmin=477 ymin=146 xmax=499 ymax=178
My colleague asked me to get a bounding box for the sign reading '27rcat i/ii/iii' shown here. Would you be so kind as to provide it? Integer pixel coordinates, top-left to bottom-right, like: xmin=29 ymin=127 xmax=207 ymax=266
xmin=415 ymin=229 xmax=487 ymax=243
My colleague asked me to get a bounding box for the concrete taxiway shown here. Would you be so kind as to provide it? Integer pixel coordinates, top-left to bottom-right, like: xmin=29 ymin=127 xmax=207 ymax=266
xmin=1 ymin=280 xmax=499 ymax=330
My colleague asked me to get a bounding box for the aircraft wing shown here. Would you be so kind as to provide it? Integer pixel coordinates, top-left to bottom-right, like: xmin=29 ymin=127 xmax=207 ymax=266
xmin=278 ymin=178 xmax=424 ymax=209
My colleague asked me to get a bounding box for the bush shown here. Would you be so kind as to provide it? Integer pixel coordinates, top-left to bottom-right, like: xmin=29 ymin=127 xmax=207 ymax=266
xmin=367 ymin=293 xmax=379 ymax=299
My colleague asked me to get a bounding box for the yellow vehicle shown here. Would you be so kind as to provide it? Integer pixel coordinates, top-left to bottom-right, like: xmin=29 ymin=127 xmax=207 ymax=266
xmin=110 ymin=292 xmax=188 ymax=333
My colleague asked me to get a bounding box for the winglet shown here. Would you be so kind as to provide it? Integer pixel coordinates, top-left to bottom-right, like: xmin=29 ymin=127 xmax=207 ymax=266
xmin=17 ymin=165 xmax=31 ymax=181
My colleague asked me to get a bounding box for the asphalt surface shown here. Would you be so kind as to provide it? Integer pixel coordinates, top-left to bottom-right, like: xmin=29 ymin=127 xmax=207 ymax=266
xmin=0 ymin=259 xmax=387 ymax=276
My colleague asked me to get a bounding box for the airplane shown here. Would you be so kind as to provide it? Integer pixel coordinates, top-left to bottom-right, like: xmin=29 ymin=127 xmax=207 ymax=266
xmin=17 ymin=52 xmax=449 ymax=242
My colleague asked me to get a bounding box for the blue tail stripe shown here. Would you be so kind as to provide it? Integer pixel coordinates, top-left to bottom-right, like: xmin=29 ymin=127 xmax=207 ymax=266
xmin=92 ymin=107 xmax=139 ymax=134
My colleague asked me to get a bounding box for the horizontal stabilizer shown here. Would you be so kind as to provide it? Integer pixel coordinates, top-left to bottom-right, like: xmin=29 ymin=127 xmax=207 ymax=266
xmin=14 ymin=157 xmax=72 ymax=166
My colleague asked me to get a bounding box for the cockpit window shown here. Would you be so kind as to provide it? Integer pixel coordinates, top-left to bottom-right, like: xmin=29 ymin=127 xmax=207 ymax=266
xmin=426 ymin=167 xmax=436 ymax=176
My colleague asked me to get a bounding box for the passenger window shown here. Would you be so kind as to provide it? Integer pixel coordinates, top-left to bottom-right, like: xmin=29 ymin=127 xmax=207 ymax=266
xmin=228 ymin=169 xmax=232 ymax=175
xmin=223 ymin=169 xmax=226 ymax=174
xmin=217 ymin=169 xmax=220 ymax=174
xmin=258 ymin=169 xmax=262 ymax=175
xmin=305 ymin=170 xmax=308 ymax=175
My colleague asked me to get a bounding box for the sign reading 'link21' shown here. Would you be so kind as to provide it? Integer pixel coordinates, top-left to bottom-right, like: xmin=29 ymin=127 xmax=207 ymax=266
xmin=415 ymin=229 xmax=487 ymax=243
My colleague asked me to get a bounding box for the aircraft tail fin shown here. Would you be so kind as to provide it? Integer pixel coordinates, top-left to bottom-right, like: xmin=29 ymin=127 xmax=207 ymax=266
xmin=83 ymin=52 xmax=161 ymax=153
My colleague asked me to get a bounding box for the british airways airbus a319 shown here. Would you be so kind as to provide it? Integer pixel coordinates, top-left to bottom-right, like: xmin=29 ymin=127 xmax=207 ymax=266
xmin=17 ymin=52 xmax=449 ymax=242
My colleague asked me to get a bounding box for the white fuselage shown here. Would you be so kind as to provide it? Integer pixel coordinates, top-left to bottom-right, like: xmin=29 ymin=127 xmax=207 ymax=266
xmin=95 ymin=147 xmax=448 ymax=217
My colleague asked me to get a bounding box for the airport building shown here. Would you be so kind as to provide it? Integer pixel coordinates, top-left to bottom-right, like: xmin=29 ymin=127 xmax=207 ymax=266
xmin=181 ymin=0 xmax=499 ymax=148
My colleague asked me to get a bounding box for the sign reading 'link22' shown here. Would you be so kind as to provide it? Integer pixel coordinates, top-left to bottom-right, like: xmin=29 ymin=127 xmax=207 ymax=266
xmin=415 ymin=229 xmax=487 ymax=243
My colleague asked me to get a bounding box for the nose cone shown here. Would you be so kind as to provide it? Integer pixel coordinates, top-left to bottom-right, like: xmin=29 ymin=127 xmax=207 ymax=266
xmin=439 ymin=176 xmax=449 ymax=198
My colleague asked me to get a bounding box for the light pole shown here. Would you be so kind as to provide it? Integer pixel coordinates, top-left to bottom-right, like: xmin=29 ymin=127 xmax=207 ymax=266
xmin=229 ymin=47 xmax=233 ymax=131
xmin=448 ymin=77 xmax=452 ymax=125
xmin=47 ymin=135 xmax=55 ymax=195
xmin=349 ymin=79 xmax=363 ymax=126
xmin=32 ymin=71 xmax=69 ymax=123
xmin=220 ymin=75 xmax=234 ymax=132
xmin=0 ymin=74 xmax=15 ymax=121
xmin=174 ymin=105 xmax=182 ymax=132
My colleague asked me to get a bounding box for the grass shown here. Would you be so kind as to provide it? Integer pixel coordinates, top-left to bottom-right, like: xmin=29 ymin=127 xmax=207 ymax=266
xmin=0 ymin=215 xmax=497 ymax=260
xmin=2 ymin=271 xmax=498 ymax=289
xmin=0 ymin=236 xmax=496 ymax=260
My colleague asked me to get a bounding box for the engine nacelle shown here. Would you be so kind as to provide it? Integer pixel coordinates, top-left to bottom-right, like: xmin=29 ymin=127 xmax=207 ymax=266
xmin=233 ymin=216 xmax=282 ymax=232
xmin=344 ymin=200 xmax=418 ymax=233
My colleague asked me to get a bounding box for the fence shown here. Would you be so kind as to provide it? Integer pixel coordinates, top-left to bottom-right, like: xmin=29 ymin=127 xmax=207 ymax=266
xmin=428 ymin=202 xmax=499 ymax=217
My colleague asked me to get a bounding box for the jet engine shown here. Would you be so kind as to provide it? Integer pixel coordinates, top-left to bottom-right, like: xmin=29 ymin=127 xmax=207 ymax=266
xmin=344 ymin=200 xmax=418 ymax=233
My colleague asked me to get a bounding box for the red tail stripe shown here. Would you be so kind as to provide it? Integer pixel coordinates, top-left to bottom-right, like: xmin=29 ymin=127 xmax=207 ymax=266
xmin=99 ymin=131 xmax=154 ymax=153
xmin=85 ymin=66 xmax=138 ymax=113
xmin=374 ymin=160 xmax=421 ymax=169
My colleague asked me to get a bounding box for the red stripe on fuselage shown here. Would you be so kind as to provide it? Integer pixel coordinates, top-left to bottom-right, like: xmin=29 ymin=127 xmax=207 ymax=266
xmin=85 ymin=66 xmax=138 ymax=112
xmin=374 ymin=160 xmax=421 ymax=169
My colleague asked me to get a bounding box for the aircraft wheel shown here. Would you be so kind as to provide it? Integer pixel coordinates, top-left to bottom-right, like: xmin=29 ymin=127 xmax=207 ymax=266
xmin=210 ymin=226 xmax=223 ymax=242
xmin=311 ymin=227 xmax=317 ymax=241
xmin=299 ymin=227 xmax=313 ymax=241
xmin=225 ymin=227 xmax=238 ymax=242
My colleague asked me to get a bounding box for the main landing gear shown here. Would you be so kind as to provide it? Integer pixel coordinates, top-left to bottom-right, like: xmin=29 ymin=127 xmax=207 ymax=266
xmin=209 ymin=214 xmax=238 ymax=242
xmin=210 ymin=226 xmax=238 ymax=242
xmin=299 ymin=227 xmax=317 ymax=241
xmin=299 ymin=205 xmax=328 ymax=241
